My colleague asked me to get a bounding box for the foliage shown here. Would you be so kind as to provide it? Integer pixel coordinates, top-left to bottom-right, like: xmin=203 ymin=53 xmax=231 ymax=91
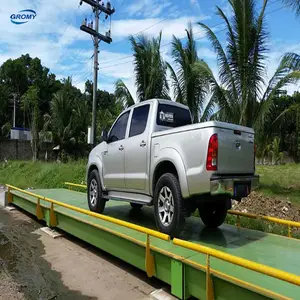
xmin=260 ymin=91 xmax=300 ymax=161
xmin=42 ymin=77 xmax=90 ymax=160
xmin=195 ymin=0 xmax=300 ymax=128
xmin=282 ymin=0 xmax=300 ymax=16
xmin=114 ymin=79 xmax=135 ymax=108
xmin=0 ymin=54 xmax=123 ymax=160
xmin=115 ymin=32 xmax=170 ymax=104
xmin=21 ymin=86 xmax=40 ymax=161
xmin=0 ymin=54 xmax=61 ymax=132
xmin=167 ymin=23 xmax=212 ymax=122
xmin=270 ymin=137 xmax=283 ymax=165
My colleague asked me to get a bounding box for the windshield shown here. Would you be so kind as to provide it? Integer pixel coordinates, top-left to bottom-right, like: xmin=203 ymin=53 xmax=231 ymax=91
xmin=156 ymin=103 xmax=192 ymax=128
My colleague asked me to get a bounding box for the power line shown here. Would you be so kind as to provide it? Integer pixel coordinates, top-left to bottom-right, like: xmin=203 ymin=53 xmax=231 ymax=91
xmin=100 ymin=0 xmax=177 ymax=50
xmin=98 ymin=0 xmax=285 ymax=70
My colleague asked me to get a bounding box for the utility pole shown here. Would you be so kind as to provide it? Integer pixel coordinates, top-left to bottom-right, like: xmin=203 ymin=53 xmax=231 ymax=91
xmin=13 ymin=94 xmax=16 ymax=128
xmin=11 ymin=93 xmax=18 ymax=128
xmin=79 ymin=0 xmax=115 ymax=147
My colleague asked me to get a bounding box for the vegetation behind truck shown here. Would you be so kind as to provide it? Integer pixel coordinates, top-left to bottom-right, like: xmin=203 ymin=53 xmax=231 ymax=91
xmin=86 ymin=99 xmax=259 ymax=237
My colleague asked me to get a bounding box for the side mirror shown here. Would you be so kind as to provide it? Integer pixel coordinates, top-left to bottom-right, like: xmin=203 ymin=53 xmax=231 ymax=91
xmin=100 ymin=129 xmax=108 ymax=143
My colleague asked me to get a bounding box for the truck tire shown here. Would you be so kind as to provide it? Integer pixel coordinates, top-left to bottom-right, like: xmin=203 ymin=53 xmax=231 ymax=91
xmin=130 ymin=203 xmax=143 ymax=210
xmin=87 ymin=169 xmax=106 ymax=213
xmin=153 ymin=173 xmax=185 ymax=237
xmin=199 ymin=200 xmax=228 ymax=228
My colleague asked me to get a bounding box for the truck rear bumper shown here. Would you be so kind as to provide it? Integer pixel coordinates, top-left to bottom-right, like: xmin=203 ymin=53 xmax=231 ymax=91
xmin=210 ymin=174 xmax=259 ymax=198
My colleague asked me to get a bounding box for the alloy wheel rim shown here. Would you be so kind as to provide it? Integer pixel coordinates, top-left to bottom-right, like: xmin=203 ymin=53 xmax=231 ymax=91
xmin=89 ymin=178 xmax=98 ymax=206
xmin=158 ymin=186 xmax=174 ymax=227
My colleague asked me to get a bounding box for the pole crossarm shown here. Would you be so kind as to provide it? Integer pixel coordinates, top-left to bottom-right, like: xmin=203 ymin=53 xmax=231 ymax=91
xmin=80 ymin=0 xmax=115 ymax=15
xmin=80 ymin=25 xmax=112 ymax=44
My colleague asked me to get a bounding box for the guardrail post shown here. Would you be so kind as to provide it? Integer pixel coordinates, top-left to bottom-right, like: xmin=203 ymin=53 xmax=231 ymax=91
xmin=49 ymin=202 xmax=58 ymax=227
xmin=145 ymin=234 xmax=155 ymax=277
xmin=206 ymin=254 xmax=214 ymax=300
xmin=236 ymin=215 xmax=240 ymax=228
xmin=7 ymin=187 xmax=13 ymax=204
xmin=288 ymin=225 xmax=291 ymax=238
xmin=36 ymin=198 xmax=44 ymax=220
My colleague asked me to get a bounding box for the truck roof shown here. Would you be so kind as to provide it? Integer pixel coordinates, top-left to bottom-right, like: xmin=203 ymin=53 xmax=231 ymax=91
xmin=123 ymin=98 xmax=190 ymax=112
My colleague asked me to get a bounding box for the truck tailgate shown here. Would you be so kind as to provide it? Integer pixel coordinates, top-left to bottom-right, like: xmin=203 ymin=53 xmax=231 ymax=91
xmin=217 ymin=126 xmax=255 ymax=174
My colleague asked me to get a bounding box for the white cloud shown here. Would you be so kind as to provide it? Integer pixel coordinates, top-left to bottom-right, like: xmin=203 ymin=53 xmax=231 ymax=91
xmin=198 ymin=47 xmax=216 ymax=59
xmin=111 ymin=15 xmax=209 ymax=45
xmin=126 ymin=0 xmax=173 ymax=18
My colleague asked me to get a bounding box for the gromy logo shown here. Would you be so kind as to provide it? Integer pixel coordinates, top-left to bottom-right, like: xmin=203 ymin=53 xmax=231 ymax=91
xmin=10 ymin=9 xmax=37 ymax=25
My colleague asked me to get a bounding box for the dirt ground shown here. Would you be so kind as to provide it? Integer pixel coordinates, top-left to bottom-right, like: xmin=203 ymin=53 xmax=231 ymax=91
xmin=0 ymin=207 xmax=170 ymax=300
xmin=232 ymin=191 xmax=300 ymax=222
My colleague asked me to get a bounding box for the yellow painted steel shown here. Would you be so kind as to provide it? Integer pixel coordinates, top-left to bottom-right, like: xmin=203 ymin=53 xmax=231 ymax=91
xmin=7 ymin=187 xmax=13 ymax=204
xmin=228 ymin=209 xmax=300 ymax=238
xmin=173 ymin=238 xmax=300 ymax=287
xmin=62 ymin=182 xmax=300 ymax=237
xmin=7 ymin=183 xmax=300 ymax=294
xmin=64 ymin=182 xmax=87 ymax=189
xmin=36 ymin=198 xmax=44 ymax=220
xmin=50 ymin=202 xmax=58 ymax=227
xmin=183 ymin=258 xmax=291 ymax=300
xmin=206 ymin=254 xmax=214 ymax=300
xmin=6 ymin=184 xmax=170 ymax=242
xmin=145 ymin=234 xmax=155 ymax=277
xmin=228 ymin=210 xmax=300 ymax=228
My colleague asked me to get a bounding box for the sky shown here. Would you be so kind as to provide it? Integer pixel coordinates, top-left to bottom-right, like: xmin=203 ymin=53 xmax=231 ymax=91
xmin=0 ymin=0 xmax=300 ymax=101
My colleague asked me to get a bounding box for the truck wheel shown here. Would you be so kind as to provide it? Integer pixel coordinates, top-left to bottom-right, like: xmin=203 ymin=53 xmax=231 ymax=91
xmin=87 ymin=169 xmax=106 ymax=213
xmin=199 ymin=200 xmax=228 ymax=228
xmin=130 ymin=203 xmax=143 ymax=210
xmin=153 ymin=173 xmax=185 ymax=237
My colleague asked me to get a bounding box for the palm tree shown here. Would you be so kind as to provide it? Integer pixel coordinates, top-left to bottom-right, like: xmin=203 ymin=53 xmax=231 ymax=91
xmin=282 ymin=0 xmax=300 ymax=16
xmin=114 ymin=32 xmax=169 ymax=103
xmin=194 ymin=0 xmax=300 ymax=128
xmin=270 ymin=136 xmax=283 ymax=165
xmin=42 ymin=88 xmax=89 ymax=159
xmin=167 ymin=23 xmax=212 ymax=122
xmin=114 ymin=79 xmax=135 ymax=108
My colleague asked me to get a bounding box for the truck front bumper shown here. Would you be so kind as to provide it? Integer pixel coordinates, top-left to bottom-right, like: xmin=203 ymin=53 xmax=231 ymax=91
xmin=210 ymin=174 xmax=259 ymax=198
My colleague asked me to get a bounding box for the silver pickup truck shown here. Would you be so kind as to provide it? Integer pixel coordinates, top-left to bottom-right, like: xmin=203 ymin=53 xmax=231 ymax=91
xmin=86 ymin=99 xmax=259 ymax=236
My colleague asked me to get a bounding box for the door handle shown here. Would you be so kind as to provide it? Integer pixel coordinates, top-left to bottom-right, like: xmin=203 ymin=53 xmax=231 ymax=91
xmin=140 ymin=141 xmax=146 ymax=147
xmin=119 ymin=145 xmax=124 ymax=151
xmin=103 ymin=150 xmax=108 ymax=155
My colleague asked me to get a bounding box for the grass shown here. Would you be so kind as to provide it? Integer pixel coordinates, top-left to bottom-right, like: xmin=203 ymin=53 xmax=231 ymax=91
xmin=1 ymin=161 xmax=300 ymax=202
xmin=0 ymin=160 xmax=87 ymax=189
xmin=1 ymin=161 xmax=300 ymax=199
xmin=1 ymin=160 xmax=300 ymax=238
xmin=256 ymin=164 xmax=300 ymax=204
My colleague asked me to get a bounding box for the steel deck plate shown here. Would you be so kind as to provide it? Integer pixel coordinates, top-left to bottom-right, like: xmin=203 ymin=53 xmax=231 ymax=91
xmin=12 ymin=188 xmax=300 ymax=298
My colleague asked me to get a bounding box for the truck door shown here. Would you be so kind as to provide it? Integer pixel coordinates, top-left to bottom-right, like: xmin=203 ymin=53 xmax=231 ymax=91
xmin=102 ymin=110 xmax=130 ymax=189
xmin=124 ymin=104 xmax=150 ymax=191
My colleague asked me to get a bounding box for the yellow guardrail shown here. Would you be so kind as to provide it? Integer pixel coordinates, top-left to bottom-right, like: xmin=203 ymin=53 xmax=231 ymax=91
xmin=228 ymin=210 xmax=300 ymax=238
xmin=173 ymin=238 xmax=300 ymax=299
xmin=64 ymin=181 xmax=300 ymax=239
xmin=65 ymin=182 xmax=87 ymax=189
xmin=6 ymin=184 xmax=169 ymax=277
xmin=6 ymin=184 xmax=300 ymax=299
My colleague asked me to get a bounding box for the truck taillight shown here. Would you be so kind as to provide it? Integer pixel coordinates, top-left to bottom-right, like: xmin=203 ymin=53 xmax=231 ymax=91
xmin=206 ymin=134 xmax=218 ymax=171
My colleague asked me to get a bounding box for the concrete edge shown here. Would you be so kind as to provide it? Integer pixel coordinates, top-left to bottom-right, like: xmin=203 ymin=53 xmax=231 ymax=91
xmin=0 ymin=189 xmax=8 ymax=208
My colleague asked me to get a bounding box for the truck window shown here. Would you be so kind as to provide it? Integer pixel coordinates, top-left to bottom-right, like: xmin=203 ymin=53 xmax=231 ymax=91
xmin=129 ymin=104 xmax=150 ymax=137
xmin=108 ymin=111 xmax=130 ymax=142
xmin=156 ymin=104 xmax=192 ymax=128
